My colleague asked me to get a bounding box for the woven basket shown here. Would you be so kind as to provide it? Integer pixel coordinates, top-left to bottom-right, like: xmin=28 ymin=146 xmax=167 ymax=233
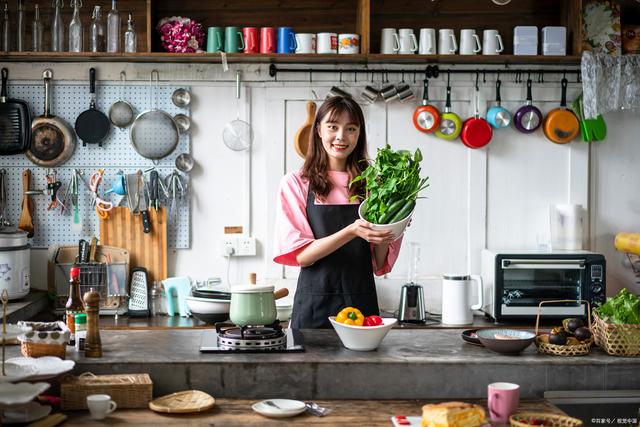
xmin=61 ymin=372 xmax=153 ymax=410
xmin=510 ymin=412 xmax=583 ymax=427
xmin=534 ymin=300 xmax=592 ymax=356
xmin=592 ymin=310 xmax=640 ymax=356
xmin=20 ymin=341 xmax=66 ymax=359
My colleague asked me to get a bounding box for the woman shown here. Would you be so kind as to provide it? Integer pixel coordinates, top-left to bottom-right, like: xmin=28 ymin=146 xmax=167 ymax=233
xmin=273 ymin=96 xmax=404 ymax=329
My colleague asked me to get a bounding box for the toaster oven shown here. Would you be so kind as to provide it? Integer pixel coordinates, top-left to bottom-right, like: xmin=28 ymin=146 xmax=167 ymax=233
xmin=481 ymin=249 xmax=606 ymax=322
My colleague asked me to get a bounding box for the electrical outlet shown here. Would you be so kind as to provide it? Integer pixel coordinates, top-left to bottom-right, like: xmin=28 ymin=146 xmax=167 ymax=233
xmin=219 ymin=236 xmax=237 ymax=256
xmin=236 ymin=237 xmax=257 ymax=256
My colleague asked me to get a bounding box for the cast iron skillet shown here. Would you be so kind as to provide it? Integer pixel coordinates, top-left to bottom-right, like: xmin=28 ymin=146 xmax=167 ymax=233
xmin=0 ymin=68 xmax=31 ymax=154
xmin=75 ymin=67 xmax=111 ymax=147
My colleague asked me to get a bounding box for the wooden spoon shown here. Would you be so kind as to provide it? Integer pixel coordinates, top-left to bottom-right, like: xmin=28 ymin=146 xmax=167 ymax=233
xmin=293 ymin=101 xmax=316 ymax=158
xmin=18 ymin=169 xmax=34 ymax=238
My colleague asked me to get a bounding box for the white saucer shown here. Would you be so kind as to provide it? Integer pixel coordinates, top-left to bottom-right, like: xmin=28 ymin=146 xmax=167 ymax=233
xmin=252 ymin=399 xmax=307 ymax=418
xmin=0 ymin=363 xmax=38 ymax=383
xmin=6 ymin=356 xmax=75 ymax=381
xmin=1 ymin=401 xmax=51 ymax=424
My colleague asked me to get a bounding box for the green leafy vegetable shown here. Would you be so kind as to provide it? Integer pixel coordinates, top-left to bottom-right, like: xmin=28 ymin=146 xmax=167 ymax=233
xmin=595 ymin=288 xmax=640 ymax=324
xmin=350 ymin=144 xmax=429 ymax=224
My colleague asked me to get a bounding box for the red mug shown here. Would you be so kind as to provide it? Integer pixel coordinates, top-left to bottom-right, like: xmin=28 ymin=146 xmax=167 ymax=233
xmin=260 ymin=27 xmax=276 ymax=53
xmin=487 ymin=382 xmax=520 ymax=424
xmin=243 ymin=27 xmax=259 ymax=53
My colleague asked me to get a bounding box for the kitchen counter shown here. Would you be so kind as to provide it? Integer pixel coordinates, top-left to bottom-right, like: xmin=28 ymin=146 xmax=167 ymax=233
xmin=61 ymin=398 xmax=564 ymax=426
xmin=4 ymin=328 xmax=638 ymax=400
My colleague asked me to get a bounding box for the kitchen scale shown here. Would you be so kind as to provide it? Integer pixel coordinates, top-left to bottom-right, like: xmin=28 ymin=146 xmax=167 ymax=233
xmin=199 ymin=321 xmax=305 ymax=353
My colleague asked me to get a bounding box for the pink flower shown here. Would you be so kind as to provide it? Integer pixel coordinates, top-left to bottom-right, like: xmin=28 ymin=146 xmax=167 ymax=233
xmin=156 ymin=16 xmax=205 ymax=53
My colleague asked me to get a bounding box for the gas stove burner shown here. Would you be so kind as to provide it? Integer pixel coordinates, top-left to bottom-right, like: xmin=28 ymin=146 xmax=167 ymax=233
xmin=215 ymin=321 xmax=287 ymax=350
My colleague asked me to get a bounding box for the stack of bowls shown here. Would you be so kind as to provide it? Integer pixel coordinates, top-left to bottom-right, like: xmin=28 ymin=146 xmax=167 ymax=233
xmin=186 ymin=289 xmax=231 ymax=324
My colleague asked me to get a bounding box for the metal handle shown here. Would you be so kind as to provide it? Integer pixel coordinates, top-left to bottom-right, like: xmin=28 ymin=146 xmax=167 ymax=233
xmin=502 ymin=258 xmax=585 ymax=269
xmin=43 ymin=69 xmax=52 ymax=117
xmin=526 ymin=78 xmax=533 ymax=103
xmin=535 ymin=299 xmax=591 ymax=336
xmin=150 ymin=69 xmax=159 ymax=109
xmin=445 ymin=85 xmax=452 ymax=109
xmin=495 ymin=79 xmax=502 ymax=104
xmin=89 ymin=67 xmax=96 ymax=94
xmin=0 ymin=68 xmax=7 ymax=100
xmin=422 ymin=79 xmax=429 ymax=105
xmin=236 ymin=70 xmax=241 ymax=99
xmin=560 ymin=77 xmax=568 ymax=107
xmin=470 ymin=274 xmax=483 ymax=310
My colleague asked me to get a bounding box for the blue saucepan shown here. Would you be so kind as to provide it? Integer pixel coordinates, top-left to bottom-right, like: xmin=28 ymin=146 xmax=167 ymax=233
xmin=486 ymin=79 xmax=511 ymax=129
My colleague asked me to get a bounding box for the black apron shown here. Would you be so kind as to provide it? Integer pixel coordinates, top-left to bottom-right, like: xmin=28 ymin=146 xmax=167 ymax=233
xmin=290 ymin=184 xmax=379 ymax=329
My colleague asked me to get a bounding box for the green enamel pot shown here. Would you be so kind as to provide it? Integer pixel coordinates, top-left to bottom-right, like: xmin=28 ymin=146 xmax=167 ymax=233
xmin=229 ymin=285 xmax=289 ymax=326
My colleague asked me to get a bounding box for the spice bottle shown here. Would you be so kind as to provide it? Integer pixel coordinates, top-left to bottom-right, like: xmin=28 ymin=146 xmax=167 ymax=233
xmin=83 ymin=288 xmax=102 ymax=357
xmin=74 ymin=313 xmax=87 ymax=351
xmin=65 ymin=266 xmax=84 ymax=345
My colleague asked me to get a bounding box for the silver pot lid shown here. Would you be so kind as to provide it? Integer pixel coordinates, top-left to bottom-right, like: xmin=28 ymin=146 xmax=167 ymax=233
xmin=443 ymin=274 xmax=471 ymax=281
xmin=231 ymin=285 xmax=275 ymax=294
xmin=0 ymin=227 xmax=29 ymax=248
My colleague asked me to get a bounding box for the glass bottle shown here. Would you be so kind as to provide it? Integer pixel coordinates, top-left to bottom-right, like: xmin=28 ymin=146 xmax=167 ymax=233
xmin=32 ymin=4 xmax=43 ymax=51
xmin=51 ymin=0 xmax=64 ymax=52
xmin=17 ymin=0 xmax=25 ymax=51
xmin=124 ymin=13 xmax=136 ymax=53
xmin=89 ymin=6 xmax=104 ymax=52
xmin=407 ymin=242 xmax=420 ymax=284
xmin=68 ymin=0 xmax=83 ymax=52
xmin=65 ymin=266 xmax=85 ymax=345
xmin=2 ymin=2 xmax=10 ymax=52
xmin=106 ymin=0 xmax=120 ymax=53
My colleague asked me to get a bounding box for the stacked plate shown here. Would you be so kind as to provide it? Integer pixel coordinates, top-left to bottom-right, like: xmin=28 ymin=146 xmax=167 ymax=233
xmin=187 ymin=288 xmax=231 ymax=324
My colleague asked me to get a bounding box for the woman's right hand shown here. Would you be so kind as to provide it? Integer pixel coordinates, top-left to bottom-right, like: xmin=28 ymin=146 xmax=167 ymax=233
xmin=349 ymin=219 xmax=395 ymax=244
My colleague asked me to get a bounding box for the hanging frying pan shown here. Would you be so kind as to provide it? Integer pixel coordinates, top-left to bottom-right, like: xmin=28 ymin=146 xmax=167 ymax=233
xmin=412 ymin=79 xmax=440 ymax=133
xmin=486 ymin=78 xmax=511 ymax=129
xmin=543 ymin=77 xmax=579 ymax=144
xmin=434 ymin=82 xmax=462 ymax=140
xmin=27 ymin=69 xmax=76 ymax=167
xmin=75 ymin=67 xmax=111 ymax=147
xmin=0 ymin=68 xmax=31 ymax=154
xmin=514 ymin=78 xmax=542 ymax=134
xmin=461 ymin=84 xmax=493 ymax=149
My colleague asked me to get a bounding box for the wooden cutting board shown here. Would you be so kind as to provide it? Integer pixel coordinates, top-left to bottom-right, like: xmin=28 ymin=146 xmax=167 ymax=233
xmin=100 ymin=207 xmax=168 ymax=285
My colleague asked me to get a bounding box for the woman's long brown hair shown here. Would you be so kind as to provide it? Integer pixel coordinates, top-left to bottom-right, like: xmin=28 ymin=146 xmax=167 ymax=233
xmin=301 ymin=96 xmax=369 ymax=201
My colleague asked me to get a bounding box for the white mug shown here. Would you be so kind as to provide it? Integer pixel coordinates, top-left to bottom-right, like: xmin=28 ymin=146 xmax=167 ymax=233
xmin=438 ymin=29 xmax=457 ymax=55
xmin=295 ymin=33 xmax=316 ymax=54
xmin=380 ymin=28 xmax=400 ymax=54
xmin=418 ymin=28 xmax=436 ymax=54
xmin=459 ymin=29 xmax=481 ymax=55
xmin=338 ymin=33 xmax=360 ymax=54
xmin=483 ymin=29 xmax=504 ymax=55
xmin=316 ymin=32 xmax=337 ymax=54
xmin=87 ymin=394 xmax=117 ymax=420
xmin=398 ymin=28 xmax=418 ymax=54
xmin=441 ymin=274 xmax=483 ymax=325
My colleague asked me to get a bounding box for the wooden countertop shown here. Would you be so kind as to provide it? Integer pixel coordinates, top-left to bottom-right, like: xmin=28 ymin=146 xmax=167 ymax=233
xmin=60 ymin=398 xmax=566 ymax=426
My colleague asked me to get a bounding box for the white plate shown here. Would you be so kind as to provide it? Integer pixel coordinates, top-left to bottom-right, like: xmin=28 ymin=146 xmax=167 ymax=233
xmin=252 ymin=399 xmax=307 ymax=418
xmin=0 ymin=382 xmax=50 ymax=406
xmin=0 ymin=363 xmax=38 ymax=383
xmin=5 ymin=357 xmax=75 ymax=381
xmin=1 ymin=401 xmax=51 ymax=424
xmin=0 ymin=324 xmax=32 ymax=340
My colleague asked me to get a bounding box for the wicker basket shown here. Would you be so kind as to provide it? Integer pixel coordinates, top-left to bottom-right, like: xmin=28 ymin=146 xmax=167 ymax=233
xmin=534 ymin=300 xmax=592 ymax=356
xmin=60 ymin=372 xmax=153 ymax=410
xmin=17 ymin=321 xmax=70 ymax=359
xmin=510 ymin=412 xmax=583 ymax=427
xmin=20 ymin=341 xmax=66 ymax=359
xmin=592 ymin=310 xmax=640 ymax=356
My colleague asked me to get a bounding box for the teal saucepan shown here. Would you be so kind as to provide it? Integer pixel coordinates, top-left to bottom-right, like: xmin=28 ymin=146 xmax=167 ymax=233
xmin=229 ymin=285 xmax=289 ymax=326
xmin=486 ymin=79 xmax=511 ymax=129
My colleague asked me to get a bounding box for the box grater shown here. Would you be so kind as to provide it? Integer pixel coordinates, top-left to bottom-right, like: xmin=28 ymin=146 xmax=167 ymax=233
xmin=128 ymin=267 xmax=149 ymax=316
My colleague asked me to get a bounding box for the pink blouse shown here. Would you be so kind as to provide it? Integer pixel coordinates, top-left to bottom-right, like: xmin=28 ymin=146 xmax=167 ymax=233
xmin=273 ymin=170 xmax=403 ymax=275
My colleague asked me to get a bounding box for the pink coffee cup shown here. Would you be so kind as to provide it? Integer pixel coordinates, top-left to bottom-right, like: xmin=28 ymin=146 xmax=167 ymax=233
xmin=243 ymin=27 xmax=259 ymax=53
xmin=260 ymin=27 xmax=276 ymax=53
xmin=487 ymin=382 xmax=520 ymax=424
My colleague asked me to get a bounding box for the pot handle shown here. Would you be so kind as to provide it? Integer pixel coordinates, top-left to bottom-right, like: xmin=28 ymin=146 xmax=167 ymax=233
xmin=470 ymin=275 xmax=483 ymax=310
xmin=274 ymin=288 xmax=289 ymax=300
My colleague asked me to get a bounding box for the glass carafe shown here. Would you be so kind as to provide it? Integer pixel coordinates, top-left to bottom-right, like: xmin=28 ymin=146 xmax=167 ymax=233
xmin=124 ymin=13 xmax=136 ymax=53
xmin=32 ymin=4 xmax=44 ymax=51
xmin=2 ymin=2 xmax=10 ymax=52
xmin=106 ymin=0 xmax=120 ymax=53
xmin=17 ymin=0 xmax=25 ymax=51
xmin=68 ymin=0 xmax=83 ymax=52
xmin=407 ymin=242 xmax=420 ymax=284
xmin=89 ymin=6 xmax=104 ymax=52
xmin=51 ymin=0 xmax=65 ymax=52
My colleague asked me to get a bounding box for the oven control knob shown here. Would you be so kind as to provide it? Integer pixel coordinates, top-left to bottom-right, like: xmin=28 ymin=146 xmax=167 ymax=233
xmin=591 ymin=284 xmax=603 ymax=295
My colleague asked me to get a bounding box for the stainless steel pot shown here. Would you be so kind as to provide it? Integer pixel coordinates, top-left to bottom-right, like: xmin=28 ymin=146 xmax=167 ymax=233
xmin=229 ymin=285 xmax=289 ymax=326
xmin=0 ymin=227 xmax=30 ymax=300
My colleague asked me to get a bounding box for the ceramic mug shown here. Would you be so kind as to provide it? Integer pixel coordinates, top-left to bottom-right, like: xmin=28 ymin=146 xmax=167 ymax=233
xmin=460 ymin=29 xmax=481 ymax=55
xmin=487 ymin=383 xmax=519 ymax=424
xmin=295 ymin=33 xmax=316 ymax=53
xmin=396 ymin=83 xmax=414 ymax=102
xmin=438 ymin=29 xmax=457 ymax=54
xmin=260 ymin=27 xmax=276 ymax=53
xmin=87 ymin=394 xmax=117 ymax=420
xmin=418 ymin=28 xmax=436 ymax=54
xmin=242 ymin=27 xmax=259 ymax=53
xmin=398 ymin=28 xmax=418 ymax=54
xmin=206 ymin=27 xmax=224 ymax=53
xmin=483 ymin=29 xmax=504 ymax=55
xmin=338 ymin=33 xmax=360 ymax=54
xmin=361 ymin=85 xmax=379 ymax=103
xmin=380 ymin=84 xmax=398 ymax=103
xmin=380 ymin=28 xmax=400 ymax=54
xmin=277 ymin=27 xmax=297 ymax=53
xmin=224 ymin=26 xmax=244 ymax=53
xmin=317 ymin=32 xmax=338 ymax=53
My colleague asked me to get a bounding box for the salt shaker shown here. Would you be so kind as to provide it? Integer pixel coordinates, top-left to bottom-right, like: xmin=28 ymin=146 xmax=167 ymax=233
xmin=83 ymin=288 xmax=102 ymax=357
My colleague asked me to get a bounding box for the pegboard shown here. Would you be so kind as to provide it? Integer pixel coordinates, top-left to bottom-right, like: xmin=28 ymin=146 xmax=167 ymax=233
xmin=0 ymin=80 xmax=191 ymax=249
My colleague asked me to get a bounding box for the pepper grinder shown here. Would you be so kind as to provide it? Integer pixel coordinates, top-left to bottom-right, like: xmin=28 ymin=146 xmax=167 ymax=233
xmin=83 ymin=288 xmax=102 ymax=357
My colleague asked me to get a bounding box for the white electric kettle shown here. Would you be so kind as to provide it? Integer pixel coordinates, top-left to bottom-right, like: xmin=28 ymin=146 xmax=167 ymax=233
xmin=441 ymin=274 xmax=483 ymax=325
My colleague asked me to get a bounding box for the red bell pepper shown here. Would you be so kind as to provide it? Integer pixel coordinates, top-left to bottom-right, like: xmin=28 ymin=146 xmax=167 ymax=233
xmin=363 ymin=315 xmax=383 ymax=327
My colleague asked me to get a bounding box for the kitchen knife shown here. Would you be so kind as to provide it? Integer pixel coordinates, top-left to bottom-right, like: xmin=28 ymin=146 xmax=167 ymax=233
xmin=139 ymin=176 xmax=151 ymax=234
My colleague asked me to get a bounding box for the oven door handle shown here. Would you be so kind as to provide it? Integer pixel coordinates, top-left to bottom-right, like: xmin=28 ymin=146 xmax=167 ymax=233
xmin=501 ymin=259 xmax=586 ymax=269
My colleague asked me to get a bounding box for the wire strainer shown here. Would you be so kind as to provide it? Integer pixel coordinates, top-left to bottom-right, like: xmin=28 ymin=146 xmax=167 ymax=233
xmin=130 ymin=70 xmax=179 ymax=162
xmin=223 ymin=71 xmax=252 ymax=151
xmin=109 ymin=71 xmax=135 ymax=129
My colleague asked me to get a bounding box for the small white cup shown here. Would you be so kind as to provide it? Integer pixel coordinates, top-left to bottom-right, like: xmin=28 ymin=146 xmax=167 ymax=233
xmin=380 ymin=28 xmax=399 ymax=54
xmin=418 ymin=28 xmax=436 ymax=54
xmin=459 ymin=29 xmax=481 ymax=55
xmin=87 ymin=394 xmax=117 ymax=420
xmin=295 ymin=33 xmax=316 ymax=54
xmin=398 ymin=28 xmax=418 ymax=54
xmin=438 ymin=29 xmax=457 ymax=55
xmin=338 ymin=33 xmax=360 ymax=54
xmin=483 ymin=29 xmax=504 ymax=55
xmin=316 ymin=32 xmax=337 ymax=54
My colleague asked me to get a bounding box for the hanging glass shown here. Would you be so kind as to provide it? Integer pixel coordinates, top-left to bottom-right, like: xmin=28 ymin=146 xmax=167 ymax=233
xmin=89 ymin=5 xmax=104 ymax=52
xmin=51 ymin=0 xmax=65 ymax=52
xmin=32 ymin=4 xmax=44 ymax=51
xmin=68 ymin=0 xmax=83 ymax=52
xmin=124 ymin=13 xmax=136 ymax=53
xmin=106 ymin=0 xmax=120 ymax=53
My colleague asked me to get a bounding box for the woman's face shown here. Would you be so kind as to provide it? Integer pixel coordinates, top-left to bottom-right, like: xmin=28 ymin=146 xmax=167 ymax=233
xmin=317 ymin=110 xmax=360 ymax=170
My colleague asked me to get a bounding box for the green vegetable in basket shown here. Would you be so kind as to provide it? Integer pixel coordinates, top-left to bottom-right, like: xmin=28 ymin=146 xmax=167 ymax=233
xmin=350 ymin=144 xmax=429 ymax=225
xmin=595 ymin=288 xmax=640 ymax=324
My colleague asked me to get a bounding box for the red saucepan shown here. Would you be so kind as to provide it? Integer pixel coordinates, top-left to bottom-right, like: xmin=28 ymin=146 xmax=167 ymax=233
xmin=514 ymin=78 xmax=542 ymax=134
xmin=412 ymin=79 xmax=440 ymax=133
xmin=460 ymin=84 xmax=493 ymax=149
xmin=543 ymin=77 xmax=579 ymax=144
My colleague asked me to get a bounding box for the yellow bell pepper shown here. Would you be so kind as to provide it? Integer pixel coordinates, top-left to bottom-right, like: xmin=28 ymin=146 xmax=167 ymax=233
xmin=336 ymin=307 xmax=364 ymax=326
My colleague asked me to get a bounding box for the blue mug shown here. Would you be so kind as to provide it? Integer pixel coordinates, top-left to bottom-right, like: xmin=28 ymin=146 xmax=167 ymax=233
xmin=277 ymin=27 xmax=297 ymax=54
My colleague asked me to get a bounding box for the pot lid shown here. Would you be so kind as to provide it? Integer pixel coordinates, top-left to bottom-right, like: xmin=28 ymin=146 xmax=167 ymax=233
xmin=231 ymin=285 xmax=275 ymax=294
xmin=0 ymin=227 xmax=28 ymax=237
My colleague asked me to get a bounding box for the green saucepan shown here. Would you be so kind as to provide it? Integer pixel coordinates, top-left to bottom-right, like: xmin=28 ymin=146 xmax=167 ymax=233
xmin=229 ymin=285 xmax=290 ymax=326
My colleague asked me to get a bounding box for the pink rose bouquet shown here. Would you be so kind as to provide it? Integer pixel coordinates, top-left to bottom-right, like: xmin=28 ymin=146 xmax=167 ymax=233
xmin=157 ymin=16 xmax=205 ymax=53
